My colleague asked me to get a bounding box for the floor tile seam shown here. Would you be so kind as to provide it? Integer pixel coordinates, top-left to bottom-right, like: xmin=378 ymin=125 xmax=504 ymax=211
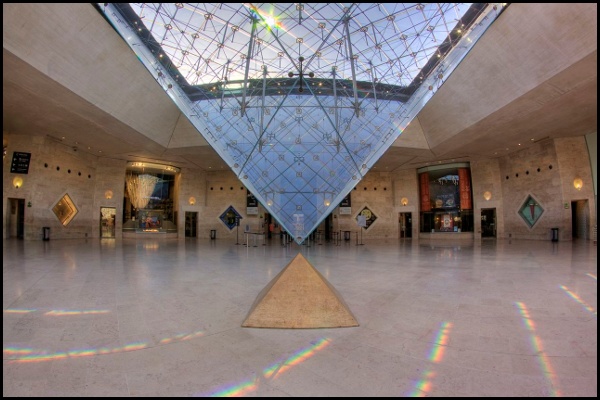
xmin=4 ymin=272 xmax=57 ymax=312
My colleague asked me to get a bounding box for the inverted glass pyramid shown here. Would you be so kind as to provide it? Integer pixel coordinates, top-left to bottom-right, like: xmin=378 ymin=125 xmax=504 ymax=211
xmin=98 ymin=3 xmax=506 ymax=244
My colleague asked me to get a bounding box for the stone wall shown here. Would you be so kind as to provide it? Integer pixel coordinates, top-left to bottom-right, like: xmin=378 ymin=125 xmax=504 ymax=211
xmin=470 ymin=158 xmax=504 ymax=239
xmin=338 ymin=171 xmax=397 ymax=240
xmin=392 ymin=169 xmax=419 ymax=238
xmin=496 ymin=137 xmax=595 ymax=241
xmin=199 ymin=170 xmax=255 ymax=240
xmin=4 ymin=132 xmax=595 ymax=242
xmin=92 ymin=158 xmax=127 ymax=238
xmin=3 ymin=133 xmax=103 ymax=240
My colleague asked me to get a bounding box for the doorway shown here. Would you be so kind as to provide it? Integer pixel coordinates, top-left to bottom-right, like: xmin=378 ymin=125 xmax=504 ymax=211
xmin=7 ymin=198 xmax=25 ymax=239
xmin=399 ymin=212 xmax=412 ymax=238
xmin=185 ymin=212 xmax=198 ymax=237
xmin=571 ymin=200 xmax=590 ymax=240
xmin=481 ymin=208 xmax=496 ymax=238
xmin=100 ymin=207 xmax=116 ymax=238
xmin=324 ymin=214 xmax=332 ymax=242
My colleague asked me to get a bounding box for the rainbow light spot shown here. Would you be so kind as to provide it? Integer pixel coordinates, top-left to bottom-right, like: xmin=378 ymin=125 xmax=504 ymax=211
xmin=45 ymin=309 xmax=110 ymax=316
xmin=4 ymin=308 xmax=111 ymax=316
xmin=158 ymin=330 xmax=204 ymax=344
xmin=560 ymin=285 xmax=596 ymax=316
xmin=586 ymin=273 xmax=596 ymax=281
xmin=407 ymin=322 xmax=452 ymax=397
xmin=4 ymin=329 xmax=204 ymax=363
xmin=201 ymin=338 xmax=331 ymax=397
xmin=263 ymin=337 xmax=330 ymax=379
xmin=3 ymin=347 xmax=37 ymax=356
xmin=428 ymin=322 xmax=452 ymax=363
xmin=515 ymin=302 xmax=561 ymax=396
xmin=4 ymin=341 xmax=149 ymax=363
xmin=244 ymin=4 xmax=282 ymax=31
xmin=206 ymin=378 xmax=258 ymax=397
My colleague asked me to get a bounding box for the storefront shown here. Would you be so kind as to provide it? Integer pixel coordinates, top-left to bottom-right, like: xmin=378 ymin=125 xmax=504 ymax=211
xmin=122 ymin=162 xmax=179 ymax=237
xmin=418 ymin=163 xmax=473 ymax=238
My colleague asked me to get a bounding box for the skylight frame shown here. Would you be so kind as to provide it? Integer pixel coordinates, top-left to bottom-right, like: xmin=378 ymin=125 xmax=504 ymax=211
xmin=97 ymin=3 xmax=508 ymax=244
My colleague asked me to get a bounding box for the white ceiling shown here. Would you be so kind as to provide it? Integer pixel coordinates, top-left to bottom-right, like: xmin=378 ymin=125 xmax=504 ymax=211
xmin=3 ymin=3 xmax=597 ymax=173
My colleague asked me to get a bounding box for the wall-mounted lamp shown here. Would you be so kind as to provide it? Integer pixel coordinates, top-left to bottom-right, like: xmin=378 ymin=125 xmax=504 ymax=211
xmin=267 ymin=199 xmax=273 ymax=206
xmin=483 ymin=191 xmax=492 ymax=201
xmin=189 ymin=196 xmax=196 ymax=205
xmin=105 ymin=190 xmax=113 ymax=199
xmin=573 ymin=178 xmax=583 ymax=191
xmin=324 ymin=198 xmax=331 ymax=207
xmin=401 ymin=197 xmax=408 ymax=206
xmin=13 ymin=176 xmax=23 ymax=189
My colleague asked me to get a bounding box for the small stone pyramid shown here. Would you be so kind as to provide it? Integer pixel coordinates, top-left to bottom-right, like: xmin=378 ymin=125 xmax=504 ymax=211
xmin=242 ymin=253 xmax=359 ymax=328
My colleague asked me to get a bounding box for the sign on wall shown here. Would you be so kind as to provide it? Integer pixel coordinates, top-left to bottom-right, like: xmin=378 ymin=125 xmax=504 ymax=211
xmin=339 ymin=193 xmax=351 ymax=215
xmin=10 ymin=152 xmax=31 ymax=174
xmin=246 ymin=190 xmax=258 ymax=215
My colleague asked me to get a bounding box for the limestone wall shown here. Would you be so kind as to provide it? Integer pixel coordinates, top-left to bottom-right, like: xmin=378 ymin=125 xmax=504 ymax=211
xmin=496 ymin=137 xmax=595 ymax=241
xmin=4 ymin=132 xmax=595 ymax=242
xmin=470 ymin=158 xmax=504 ymax=239
xmin=3 ymin=133 xmax=105 ymax=240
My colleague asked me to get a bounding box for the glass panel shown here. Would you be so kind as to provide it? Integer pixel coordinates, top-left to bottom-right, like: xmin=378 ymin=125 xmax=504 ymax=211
xmin=52 ymin=194 xmax=78 ymax=226
xmin=98 ymin=3 xmax=508 ymax=243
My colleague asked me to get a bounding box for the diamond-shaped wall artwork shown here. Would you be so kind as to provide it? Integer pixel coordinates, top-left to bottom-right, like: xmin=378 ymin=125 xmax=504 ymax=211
xmin=99 ymin=3 xmax=506 ymax=243
xmin=52 ymin=193 xmax=78 ymax=226
xmin=357 ymin=206 xmax=378 ymax=230
xmin=518 ymin=195 xmax=544 ymax=228
xmin=220 ymin=206 xmax=242 ymax=230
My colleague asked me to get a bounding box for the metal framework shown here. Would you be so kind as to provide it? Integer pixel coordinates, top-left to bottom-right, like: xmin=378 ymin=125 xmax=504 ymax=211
xmin=97 ymin=3 xmax=508 ymax=244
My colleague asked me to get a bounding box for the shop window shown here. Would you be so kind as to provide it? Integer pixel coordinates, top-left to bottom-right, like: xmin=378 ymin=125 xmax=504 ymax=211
xmin=418 ymin=164 xmax=473 ymax=233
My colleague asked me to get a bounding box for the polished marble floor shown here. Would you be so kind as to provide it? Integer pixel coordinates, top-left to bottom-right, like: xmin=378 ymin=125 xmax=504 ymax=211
xmin=3 ymin=236 xmax=597 ymax=397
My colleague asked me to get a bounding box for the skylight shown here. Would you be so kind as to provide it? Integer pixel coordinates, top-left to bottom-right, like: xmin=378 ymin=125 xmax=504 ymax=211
xmin=98 ymin=3 xmax=508 ymax=244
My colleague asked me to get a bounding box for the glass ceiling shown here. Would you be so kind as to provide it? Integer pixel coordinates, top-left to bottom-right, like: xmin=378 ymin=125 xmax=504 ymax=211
xmin=98 ymin=3 xmax=507 ymax=244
